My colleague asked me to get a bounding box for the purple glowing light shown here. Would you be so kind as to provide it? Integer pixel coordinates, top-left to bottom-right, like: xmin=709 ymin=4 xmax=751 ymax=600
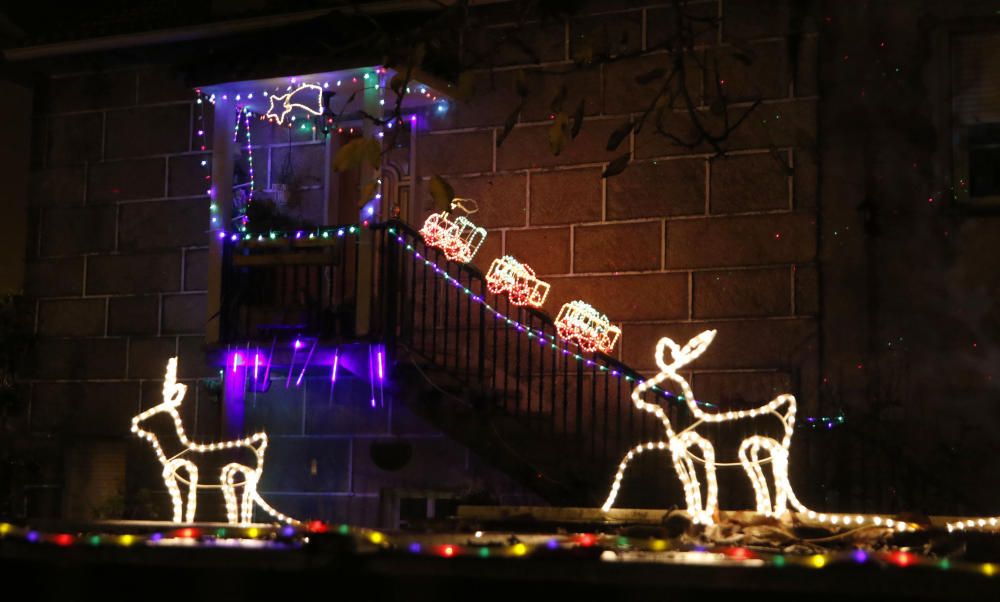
xmin=853 ymin=549 xmax=868 ymax=563
xmin=546 ymin=539 xmax=559 ymax=550
xmin=26 ymin=531 xmax=39 ymax=543
xmin=294 ymin=339 xmax=303 ymax=350
xmin=280 ymin=526 xmax=295 ymax=537
xmin=254 ymin=354 xmax=261 ymax=380
xmin=409 ymin=542 xmax=421 ymax=553
xmin=331 ymin=352 xmax=339 ymax=383
xmin=377 ymin=349 xmax=384 ymax=381
xmin=217 ymin=231 xmax=226 ymax=239
xmin=232 ymin=353 xmax=242 ymax=373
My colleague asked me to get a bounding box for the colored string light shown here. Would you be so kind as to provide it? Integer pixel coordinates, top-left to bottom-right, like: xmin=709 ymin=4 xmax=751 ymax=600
xmin=386 ymin=225 xmax=845 ymax=430
xmin=131 ymin=358 xmax=299 ymax=525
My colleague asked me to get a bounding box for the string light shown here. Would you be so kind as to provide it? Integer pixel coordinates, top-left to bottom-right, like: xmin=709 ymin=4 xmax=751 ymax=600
xmin=486 ymin=255 xmax=551 ymax=308
xmin=131 ymin=358 xmax=300 ymax=525
xmin=600 ymin=331 xmax=912 ymax=531
xmin=555 ymin=301 xmax=622 ymax=354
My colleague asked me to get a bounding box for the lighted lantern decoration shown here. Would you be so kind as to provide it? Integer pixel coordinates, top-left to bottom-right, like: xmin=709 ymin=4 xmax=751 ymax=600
xmin=601 ymin=330 xmax=913 ymax=532
xmin=419 ymin=201 xmax=487 ymax=264
xmin=486 ymin=255 xmax=551 ymax=308
xmin=554 ymin=301 xmax=622 ymax=354
xmin=131 ymin=357 xmax=299 ymax=526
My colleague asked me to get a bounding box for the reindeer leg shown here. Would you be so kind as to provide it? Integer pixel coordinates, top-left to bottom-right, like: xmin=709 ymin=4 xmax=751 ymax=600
xmin=221 ymin=464 xmax=240 ymax=525
xmin=673 ymin=432 xmax=717 ymax=524
xmin=241 ymin=471 xmax=258 ymax=525
xmin=181 ymin=461 xmax=199 ymax=523
xmin=162 ymin=463 xmax=184 ymax=523
xmin=739 ymin=437 xmax=773 ymax=515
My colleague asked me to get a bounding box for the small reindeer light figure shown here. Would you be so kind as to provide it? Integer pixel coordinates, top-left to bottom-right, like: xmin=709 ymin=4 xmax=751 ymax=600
xmin=131 ymin=357 xmax=298 ymax=525
xmin=602 ymin=331 xmax=912 ymax=531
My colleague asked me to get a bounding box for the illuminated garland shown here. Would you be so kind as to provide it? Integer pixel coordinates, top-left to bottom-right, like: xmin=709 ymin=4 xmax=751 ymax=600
xmin=600 ymin=331 xmax=913 ymax=532
xmin=555 ymin=301 xmax=622 ymax=354
xmin=131 ymin=358 xmax=299 ymax=525
xmin=1 ymin=520 xmax=998 ymax=577
xmin=947 ymin=517 xmax=1000 ymax=533
xmin=485 ymin=255 xmax=551 ymax=308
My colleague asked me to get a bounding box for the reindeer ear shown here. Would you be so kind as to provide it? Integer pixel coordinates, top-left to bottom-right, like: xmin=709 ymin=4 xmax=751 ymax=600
xmin=654 ymin=337 xmax=682 ymax=372
xmin=679 ymin=330 xmax=717 ymax=363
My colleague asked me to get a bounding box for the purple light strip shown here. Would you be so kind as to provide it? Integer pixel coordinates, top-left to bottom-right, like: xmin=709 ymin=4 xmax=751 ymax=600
xmin=331 ymin=351 xmax=339 ymax=383
xmin=368 ymin=344 xmax=376 ymax=408
xmin=377 ymin=348 xmax=384 ymax=381
xmin=296 ymin=339 xmax=318 ymax=387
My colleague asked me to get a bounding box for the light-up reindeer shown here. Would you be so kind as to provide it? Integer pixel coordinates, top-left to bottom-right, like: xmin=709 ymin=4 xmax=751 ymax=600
xmin=602 ymin=331 xmax=911 ymax=531
xmin=131 ymin=358 xmax=299 ymax=525
xmin=601 ymin=330 xmax=797 ymax=523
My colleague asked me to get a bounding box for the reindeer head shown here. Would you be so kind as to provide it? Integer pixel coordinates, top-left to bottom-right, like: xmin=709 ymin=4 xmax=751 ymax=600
xmin=132 ymin=357 xmax=187 ymax=434
xmin=654 ymin=330 xmax=717 ymax=374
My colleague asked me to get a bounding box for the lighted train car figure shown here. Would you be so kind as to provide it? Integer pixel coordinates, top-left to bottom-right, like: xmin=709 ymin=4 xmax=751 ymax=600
xmin=419 ymin=211 xmax=487 ymax=264
xmin=555 ymin=301 xmax=622 ymax=354
xmin=485 ymin=255 xmax=551 ymax=308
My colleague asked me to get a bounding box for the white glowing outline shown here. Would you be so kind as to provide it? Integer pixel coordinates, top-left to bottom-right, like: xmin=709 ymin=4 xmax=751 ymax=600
xmin=555 ymin=301 xmax=622 ymax=354
xmin=947 ymin=517 xmax=1000 ymax=533
xmin=131 ymin=358 xmax=300 ymax=525
xmin=601 ymin=331 xmax=912 ymax=531
xmin=419 ymin=211 xmax=487 ymax=264
xmin=486 ymin=255 xmax=551 ymax=308
xmin=265 ymin=83 xmax=323 ymax=125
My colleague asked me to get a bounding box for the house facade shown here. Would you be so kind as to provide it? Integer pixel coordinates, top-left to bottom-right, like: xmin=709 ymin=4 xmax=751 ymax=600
xmin=2 ymin=0 xmax=999 ymax=527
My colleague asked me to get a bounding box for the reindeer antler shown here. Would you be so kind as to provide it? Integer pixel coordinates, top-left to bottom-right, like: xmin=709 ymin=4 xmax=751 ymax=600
xmin=162 ymin=357 xmax=187 ymax=407
xmin=655 ymin=330 xmax=717 ymax=373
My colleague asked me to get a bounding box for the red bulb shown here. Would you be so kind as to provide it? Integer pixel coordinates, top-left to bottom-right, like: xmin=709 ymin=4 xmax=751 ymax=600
xmin=577 ymin=533 xmax=596 ymax=547
xmin=890 ymin=551 xmax=914 ymax=567
xmin=725 ymin=547 xmax=752 ymax=560
xmin=308 ymin=520 xmax=327 ymax=533
xmin=178 ymin=527 xmax=200 ymax=539
xmin=54 ymin=533 xmax=74 ymax=546
xmin=442 ymin=545 xmax=455 ymax=557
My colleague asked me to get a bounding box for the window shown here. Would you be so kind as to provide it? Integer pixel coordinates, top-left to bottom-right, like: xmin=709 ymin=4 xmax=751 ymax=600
xmin=952 ymin=31 xmax=1000 ymax=206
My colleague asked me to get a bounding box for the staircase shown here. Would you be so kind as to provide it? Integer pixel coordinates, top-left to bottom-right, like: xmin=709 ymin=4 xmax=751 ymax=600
xmin=219 ymin=220 xmax=984 ymax=515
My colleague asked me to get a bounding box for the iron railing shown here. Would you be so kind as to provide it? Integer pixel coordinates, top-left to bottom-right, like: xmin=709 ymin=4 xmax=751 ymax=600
xmin=220 ymin=221 xmax=982 ymax=514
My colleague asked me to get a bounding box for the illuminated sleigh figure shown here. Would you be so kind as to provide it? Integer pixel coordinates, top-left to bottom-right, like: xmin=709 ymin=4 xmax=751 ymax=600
xmin=419 ymin=212 xmax=486 ymax=264
xmin=486 ymin=255 xmax=551 ymax=308
xmin=554 ymin=301 xmax=622 ymax=354
xmin=601 ymin=330 xmax=912 ymax=531
xmin=131 ymin=358 xmax=299 ymax=525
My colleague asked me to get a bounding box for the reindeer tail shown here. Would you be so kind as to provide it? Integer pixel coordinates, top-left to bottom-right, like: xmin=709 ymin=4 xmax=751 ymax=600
xmin=253 ymin=491 xmax=301 ymax=526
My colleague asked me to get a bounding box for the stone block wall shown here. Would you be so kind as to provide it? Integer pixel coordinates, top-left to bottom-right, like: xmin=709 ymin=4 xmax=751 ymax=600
xmin=423 ymin=0 xmax=820 ymax=409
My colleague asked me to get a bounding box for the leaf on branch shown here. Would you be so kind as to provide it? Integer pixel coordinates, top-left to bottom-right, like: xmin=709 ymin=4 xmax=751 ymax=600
xmin=635 ymin=67 xmax=667 ymax=85
xmin=429 ymin=175 xmax=454 ymax=212
xmin=602 ymin=152 xmax=631 ymax=178
xmin=549 ymin=83 xmax=568 ymax=114
xmin=606 ymin=119 xmax=633 ymax=151
xmin=570 ymin=99 xmax=585 ymax=139
xmin=496 ymin=104 xmax=522 ymax=147
xmin=333 ymin=137 xmax=382 ymax=172
xmin=549 ymin=112 xmax=570 ymax=156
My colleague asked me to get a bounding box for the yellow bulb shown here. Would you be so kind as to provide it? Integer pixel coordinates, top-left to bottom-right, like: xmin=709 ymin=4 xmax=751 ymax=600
xmin=810 ymin=555 xmax=826 ymax=568
xmin=512 ymin=543 xmax=527 ymax=556
xmin=0 ymin=523 xmax=9 ymax=535
xmin=984 ymin=563 xmax=996 ymax=577
xmin=370 ymin=532 xmax=384 ymax=544
xmin=650 ymin=539 xmax=667 ymax=551
xmin=246 ymin=527 xmax=259 ymax=538
xmin=119 ymin=535 xmax=134 ymax=546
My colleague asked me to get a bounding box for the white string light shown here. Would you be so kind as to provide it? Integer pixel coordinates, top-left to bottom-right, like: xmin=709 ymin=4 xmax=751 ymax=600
xmin=131 ymin=358 xmax=300 ymax=525
xmin=947 ymin=517 xmax=1000 ymax=533
xmin=554 ymin=301 xmax=622 ymax=354
xmin=486 ymin=255 xmax=551 ymax=308
xmin=601 ymin=331 xmax=912 ymax=531
xmin=265 ymin=83 xmax=323 ymax=125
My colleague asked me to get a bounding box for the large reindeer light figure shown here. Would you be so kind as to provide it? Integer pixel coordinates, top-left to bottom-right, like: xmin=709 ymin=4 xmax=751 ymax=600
xmin=131 ymin=358 xmax=299 ymax=525
xmin=602 ymin=331 xmax=911 ymax=531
